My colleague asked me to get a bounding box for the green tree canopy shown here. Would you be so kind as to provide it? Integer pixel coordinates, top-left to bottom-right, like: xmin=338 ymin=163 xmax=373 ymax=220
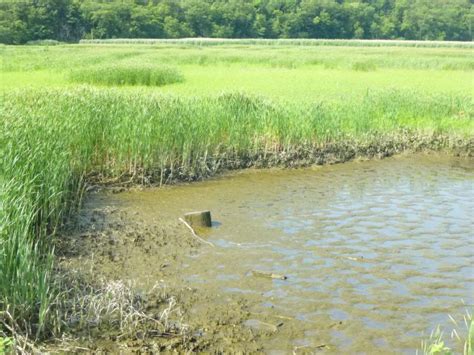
xmin=0 ymin=0 xmax=471 ymax=44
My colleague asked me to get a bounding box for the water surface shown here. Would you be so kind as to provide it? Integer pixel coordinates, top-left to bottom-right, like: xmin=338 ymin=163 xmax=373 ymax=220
xmin=110 ymin=154 xmax=474 ymax=352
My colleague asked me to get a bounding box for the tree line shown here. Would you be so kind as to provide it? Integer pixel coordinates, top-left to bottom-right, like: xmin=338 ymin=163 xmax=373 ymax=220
xmin=0 ymin=0 xmax=472 ymax=44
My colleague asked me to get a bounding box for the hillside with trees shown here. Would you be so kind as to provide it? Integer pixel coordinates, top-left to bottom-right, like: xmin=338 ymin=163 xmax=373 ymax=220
xmin=0 ymin=0 xmax=472 ymax=44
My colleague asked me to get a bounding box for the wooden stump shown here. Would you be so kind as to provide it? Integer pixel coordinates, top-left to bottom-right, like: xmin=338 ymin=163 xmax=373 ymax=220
xmin=184 ymin=210 xmax=212 ymax=228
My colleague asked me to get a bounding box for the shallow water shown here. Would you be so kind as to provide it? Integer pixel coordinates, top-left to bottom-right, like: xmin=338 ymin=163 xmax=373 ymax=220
xmin=106 ymin=154 xmax=474 ymax=352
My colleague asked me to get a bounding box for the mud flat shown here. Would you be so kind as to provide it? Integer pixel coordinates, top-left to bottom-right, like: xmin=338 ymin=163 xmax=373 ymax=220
xmin=57 ymin=154 xmax=473 ymax=352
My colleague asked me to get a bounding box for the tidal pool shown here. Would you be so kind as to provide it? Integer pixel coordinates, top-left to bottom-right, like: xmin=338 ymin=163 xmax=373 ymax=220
xmin=93 ymin=154 xmax=474 ymax=353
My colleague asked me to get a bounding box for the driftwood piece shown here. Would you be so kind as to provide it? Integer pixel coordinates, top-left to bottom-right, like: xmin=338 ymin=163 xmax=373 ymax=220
xmin=251 ymin=270 xmax=287 ymax=280
xmin=178 ymin=218 xmax=215 ymax=247
xmin=184 ymin=210 xmax=212 ymax=228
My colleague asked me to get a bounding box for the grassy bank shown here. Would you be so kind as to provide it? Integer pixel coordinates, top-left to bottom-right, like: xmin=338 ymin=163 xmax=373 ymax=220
xmin=1 ymin=87 xmax=473 ymax=342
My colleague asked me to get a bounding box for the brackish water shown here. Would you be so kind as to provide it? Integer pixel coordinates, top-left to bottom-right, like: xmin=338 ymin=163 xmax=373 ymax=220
xmin=103 ymin=154 xmax=473 ymax=352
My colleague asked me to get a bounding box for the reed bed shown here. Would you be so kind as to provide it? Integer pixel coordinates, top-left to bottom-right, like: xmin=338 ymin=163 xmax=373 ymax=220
xmin=3 ymin=44 xmax=473 ymax=74
xmin=0 ymin=88 xmax=473 ymax=342
xmin=79 ymin=38 xmax=474 ymax=48
xmin=69 ymin=64 xmax=184 ymax=87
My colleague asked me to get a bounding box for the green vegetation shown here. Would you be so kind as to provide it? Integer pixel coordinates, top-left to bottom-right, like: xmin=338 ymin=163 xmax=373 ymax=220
xmin=80 ymin=38 xmax=474 ymax=48
xmin=0 ymin=335 xmax=13 ymax=354
xmin=420 ymin=311 xmax=473 ymax=355
xmin=70 ymin=64 xmax=184 ymax=86
xmin=0 ymin=41 xmax=473 ymax=349
xmin=0 ymin=0 xmax=472 ymax=44
xmin=1 ymin=44 xmax=473 ymax=98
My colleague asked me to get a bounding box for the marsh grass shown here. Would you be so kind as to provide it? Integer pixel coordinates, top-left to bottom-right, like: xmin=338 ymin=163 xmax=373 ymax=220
xmin=57 ymin=278 xmax=188 ymax=340
xmin=352 ymin=61 xmax=377 ymax=72
xmin=26 ymin=40 xmax=63 ymax=46
xmin=69 ymin=64 xmax=184 ymax=86
xmin=0 ymin=277 xmax=187 ymax=353
xmin=419 ymin=310 xmax=473 ymax=355
xmin=0 ymin=87 xmax=472 ymax=345
xmin=80 ymin=38 xmax=474 ymax=48
xmin=0 ymin=336 xmax=13 ymax=353
xmin=3 ymin=44 xmax=473 ymax=74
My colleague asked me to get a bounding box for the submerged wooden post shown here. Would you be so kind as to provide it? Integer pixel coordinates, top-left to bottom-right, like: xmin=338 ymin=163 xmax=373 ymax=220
xmin=184 ymin=210 xmax=212 ymax=228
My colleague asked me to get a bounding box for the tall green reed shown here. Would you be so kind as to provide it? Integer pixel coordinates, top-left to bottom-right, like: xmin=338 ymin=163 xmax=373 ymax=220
xmin=69 ymin=64 xmax=184 ymax=86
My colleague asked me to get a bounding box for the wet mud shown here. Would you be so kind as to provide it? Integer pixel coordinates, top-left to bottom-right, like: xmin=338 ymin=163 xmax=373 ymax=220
xmin=58 ymin=153 xmax=474 ymax=353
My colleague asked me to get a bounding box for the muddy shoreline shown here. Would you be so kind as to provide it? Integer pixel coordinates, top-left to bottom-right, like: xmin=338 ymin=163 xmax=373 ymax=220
xmin=45 ymin=147 xmax=473 ymax=353
xmin=86 ymin=135 xmax=473 ymax=187
xmin=53 ymin=205 xmax=286 ymax=352
xmin=53 ymin=194 xmax=351 ymax=353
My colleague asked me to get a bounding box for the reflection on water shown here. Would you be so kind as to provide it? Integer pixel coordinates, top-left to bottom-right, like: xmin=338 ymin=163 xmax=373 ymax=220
xmin=113 ymin=154 xmax=474 ymax=353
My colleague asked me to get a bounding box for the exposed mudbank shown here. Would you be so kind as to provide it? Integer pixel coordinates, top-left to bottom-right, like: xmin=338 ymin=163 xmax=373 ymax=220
xmin=88 ymin=135 xmax=473 ymax=186
xmin=53 ymin=206 xmax=281 ymax=352
xmin=51 ymin=153 xmax=474 ymax=353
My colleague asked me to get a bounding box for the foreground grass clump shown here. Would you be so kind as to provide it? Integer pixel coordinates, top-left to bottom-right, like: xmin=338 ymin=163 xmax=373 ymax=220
xmin=420 ymin=310 xmax=473 ymax=355
xmin=69 ymin=64 xmax=184 ymax=86
xmin=0 ymin=88 xmax=473 ymax=343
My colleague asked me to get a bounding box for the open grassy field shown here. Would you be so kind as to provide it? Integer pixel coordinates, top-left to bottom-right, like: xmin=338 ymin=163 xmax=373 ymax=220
xmin=1 ymin=41 xmax=473 ymax=351
xmin=1 ymin=43 xmax=473 ymax=98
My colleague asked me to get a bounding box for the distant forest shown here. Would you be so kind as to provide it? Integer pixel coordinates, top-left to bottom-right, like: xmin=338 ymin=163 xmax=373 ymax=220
xmin=0 ymin=0 xmax=472 ymax=44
